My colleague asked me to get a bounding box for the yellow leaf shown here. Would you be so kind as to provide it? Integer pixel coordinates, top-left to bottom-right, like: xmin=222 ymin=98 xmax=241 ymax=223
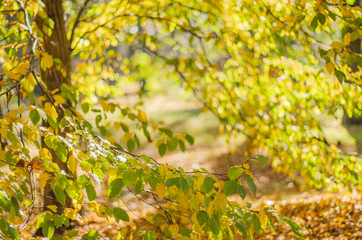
xmin=122 ymin=132 xmax=133 ymax=142
xmin=178 ymin=192 xmax=189 ymax=208
xmin=190 ymin=197 xmax=198 ymax=211
xmin=37 ymin=96 xmax=47 ymax=102
xmin=87 ymin=201 xmax=106 ymax=218
xmin=39 ymin=148 xmax=52 ymax=160
xmin=0 ymin=150 xmax=5 ymax=161
xmin=6 ymin=110 xmax=18 ymax=121
xmin=67 ymin=154 xmax=78 ymax=174
xmin=12 ymin=216 xmax=23 ymax=225
xmin=213 ymin=192 xmax=227 ymax=214
xmin=259 ymin=211 xmax=268 ymax=230
xmin=117 ymin=227 xmax=128 ymax=240
xmin=114 ymin=122 xmax=121 ymax=130
xmin=326 ymin=62 xmax=334 ymax=74
xmin=1 ymin=124 xmax=8 ymax=140
xmin=18 ymin=106 xmax=24 ymax=114
xmin=73 ymin=193 xmax=84 ymax=212
xmin=107 ymin=136 xmax=116 ymax=143
xmin=243 ymin=163 xmax=250 ymax=169
xmin=159 ymin=165 xmax=170 ymax=177
xmin=42 ymin=52 xmax=54 ymax=69
xmin=169 ymin=224 xmax=179 ymax=237
xmin=100 ymin=98 xmax=109 ymax=111
xmin=331 ymin=41 xmax=343 ymax=49
xmin=156 ymin=183 xmax=166 ymax=199
xmin=96 ymin=204 xmax=107 ymax=218
xmin=87 ymin=201 xmax=98 ymax=212
xmin=44 ymin=102 xmax=58 ymax=120
xmin=39 ymin=171 xmax=51 ymax=188
xmin=64 ymin=208 xmax=77 ymax=220
xmin=53 ymin=95 xmax=66 ymax=105
xmin=138 ymin=111 xmax=147 ymax=122
xmin=249 ymin=225 xmax=254 ymax=240
xmin=343 ymin=33 xmax=351 ymax=46
xmin=47 ymin=205 xmax=58 ymax=213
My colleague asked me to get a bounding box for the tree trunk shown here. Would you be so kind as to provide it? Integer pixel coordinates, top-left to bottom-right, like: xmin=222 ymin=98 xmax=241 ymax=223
xmin=36 ymin=0 xmax=72 ymax=212
xmin=342 ymin=0 xmax=362 ymax=125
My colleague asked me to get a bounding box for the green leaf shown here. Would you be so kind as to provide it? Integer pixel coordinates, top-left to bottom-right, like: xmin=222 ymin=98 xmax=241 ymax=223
xmin=317 ymin=13 xmax=326 ymax=25
xmin=245 ymin=174 xmax=257 ymax=196
xmin=179 ymin=177 xmax=188 ymax=193
xmin=196 ymin=211 xmax=208 ymax=226
xmin=228 ymin=167 xmax=243 ymax=181
xmin=335 ymin=69 xmax=345 ymax=83
xmin=80 ymin=159 xmax=96 ymax=169
xmin=95 ymin=114 xmax=102 ymax=126
xmin=237 ymin=184 xmax=246 ymax=199
xmin=148 ymin=176 xmax=161 ymax=190
xmin=167 ymin=138 xmax=178 ymax=151
xmin=122 ymin=170 xmax=137 ymax=187
xmin=47 ymin=115 xmax=58 ymax=130
xmin=44 ymin=135 xmax=57 ymax=149
xmin=81 ymin=103 xmax=90 ymax=114
xmin=346 ymin=0 xmax=356 ymax=5
xmin=257 ymin=155 xmax=266 ymax=166
xmin=223 ymin=180 xmax=237 ymax=196
xmin=209 ymin=217 xmax=220 ymax=235
xmin=236 ymin=220 xmax=248 ymax=237
xmin=134 ymin=180 xmax=144 ymax=195
xmin=287 ymin=220 xmax=304 ymax=239
xmin=159 ymin=128 xmax=173 ymax=137
xmin=81 ymin=230 xmax=100 ymax=240
xmin=10 ymin=197 xmax=19 ymax=217
xmin=273 ymin=213 xmax=286 ymax=224
xmin=127 ymin=138 xmax=135 ymax=152
xmin=7 ymin=131 xmax=21 ymax=149
xmin=179 ymin=227 xmax=192 ymax=237
xmin=0 ymin=193 xmax=11 ymax=212
xmin=140 ymin=154 xmax=150 ymax=163
xmin=54 ymin=185 xmax=66 ymax=206
xmin=108 ymin=178 xmax=124 ymax=199
xmin=36 ymin=214 xmax=46 ymax=229
xmin=53 ymin=214 xmax=66 ymax=228
xmin=165 ymin=178 xmax=178 ymax=187
xmin=252 ymin=214 xmax=262 ymax=234
xmin=42 ymin=221 xmax=54 ymax=238
xmin=185 ymin=134 xmax=194 ymax=145
xmin=201 ymin=177 xmax=214 ymax=193
xmin=120 ymin=122 xmax=129 ymax=132
xmin=268 ymin=216 xmax=275 ymax=233
xmin=29 ymin=110 xmax=41 ymax=125
xmin=113 ymin=207 xmax=129 ymax=222
xmin=310 ymin=16 xmax=318 ymax=31
xmin=67 ymin=230 xmax=79 ymax=238
xmin=86 ymin=184 xmax=97 ymax=201
xmin=179 ymin=140 xmax=186 ymax=152
xmin=158 ymin=143 xmax=166 ymax=156
xmin=54 ymin=142 xmax=68 ymax=163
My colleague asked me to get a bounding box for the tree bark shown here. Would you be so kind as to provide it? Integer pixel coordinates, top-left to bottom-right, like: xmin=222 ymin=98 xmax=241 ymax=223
xmin=343 ymin=0 xmax=362 ymax=125
xmin=36 ymin=0 xmax=72 ymax=212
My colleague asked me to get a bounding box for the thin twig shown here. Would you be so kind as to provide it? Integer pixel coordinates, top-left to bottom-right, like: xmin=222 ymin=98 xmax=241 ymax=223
xmin=69 ymin=0 xmax=91 ymax=47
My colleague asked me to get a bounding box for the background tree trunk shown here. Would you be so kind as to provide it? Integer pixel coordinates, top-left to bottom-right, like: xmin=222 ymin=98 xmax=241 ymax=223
xmin=342 ymin=0 xmax=361 ymax=154
xmin=36 ymin=0 xmax=72 ymax=212
xmin=342 ymin=0 xmax=361 ymax=125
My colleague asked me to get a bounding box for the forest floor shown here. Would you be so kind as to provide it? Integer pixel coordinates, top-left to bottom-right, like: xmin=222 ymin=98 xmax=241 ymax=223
xmin=75 ymin=89 xmax=361 ymax=239
xmin=75 ymin=143 xmax=361 ymax=240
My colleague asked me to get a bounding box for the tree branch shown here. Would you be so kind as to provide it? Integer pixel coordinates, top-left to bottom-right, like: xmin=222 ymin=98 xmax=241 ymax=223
xmin=69 ymin=0 xmax=91 ymax=47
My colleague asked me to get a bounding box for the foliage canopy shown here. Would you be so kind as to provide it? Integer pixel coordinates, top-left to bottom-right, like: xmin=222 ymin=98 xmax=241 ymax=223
xmin=0 ymin=0 xmax=361 ymax=239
